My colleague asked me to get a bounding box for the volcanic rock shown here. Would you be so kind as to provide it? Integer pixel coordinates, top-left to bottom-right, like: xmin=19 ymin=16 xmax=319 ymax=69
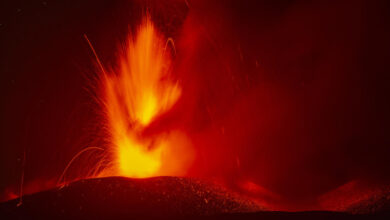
xmin=0 ymin=176 xmax=260 ymax=218
xmin=1 ymin=176 xmax=390 ymax=219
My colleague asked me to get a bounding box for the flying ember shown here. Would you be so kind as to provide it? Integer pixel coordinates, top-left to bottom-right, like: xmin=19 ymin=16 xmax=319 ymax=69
xmin=100 ymin=16 xmax=194 ymax=178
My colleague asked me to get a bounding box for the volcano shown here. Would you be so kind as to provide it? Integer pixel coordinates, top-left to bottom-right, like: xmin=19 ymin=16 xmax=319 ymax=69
xmin=1 ymin=177 xmax=390 ymax=219
xmin=0 ymin=176 xmax=259 ymax=218
xmin=1 ymin=0 xmax=390 ymax=219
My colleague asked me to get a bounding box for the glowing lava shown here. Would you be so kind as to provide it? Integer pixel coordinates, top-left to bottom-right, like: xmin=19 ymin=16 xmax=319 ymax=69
xmin=100 ymin=16 xmax=194 ymax=178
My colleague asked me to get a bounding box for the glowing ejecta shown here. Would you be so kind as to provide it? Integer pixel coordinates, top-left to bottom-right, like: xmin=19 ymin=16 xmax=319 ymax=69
xmin=100 ymin=16 xmax=194 ymax=178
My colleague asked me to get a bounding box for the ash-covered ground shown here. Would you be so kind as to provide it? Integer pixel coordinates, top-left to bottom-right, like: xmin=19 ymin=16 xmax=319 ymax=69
xmin=1 ymin=177 xmax=390 ymax=219
xmin=0 ymin=176 xmax=260 ymax=218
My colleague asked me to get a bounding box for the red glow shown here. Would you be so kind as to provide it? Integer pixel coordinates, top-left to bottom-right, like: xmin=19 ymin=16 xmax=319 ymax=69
xmin=1 ymin=1 xmax=389 ymax=214
xmin=99 ymin=16 xmax=194 ymax=178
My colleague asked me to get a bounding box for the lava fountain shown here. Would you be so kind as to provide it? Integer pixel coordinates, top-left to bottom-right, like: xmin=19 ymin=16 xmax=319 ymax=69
xmin=99 ymin=16 xmax=194 ymax=178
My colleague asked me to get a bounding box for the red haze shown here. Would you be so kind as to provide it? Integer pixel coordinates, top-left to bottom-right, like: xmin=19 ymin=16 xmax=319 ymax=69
xmin=1 ymin=0 xmax=390 ymax=211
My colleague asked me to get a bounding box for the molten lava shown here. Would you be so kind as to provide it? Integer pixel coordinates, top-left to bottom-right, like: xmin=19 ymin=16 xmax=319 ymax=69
xmin=100 ymin=16 xmax=194 ymax=178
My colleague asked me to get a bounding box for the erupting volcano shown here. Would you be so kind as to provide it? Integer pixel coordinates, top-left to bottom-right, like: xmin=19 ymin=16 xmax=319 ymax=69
xmin=98 ymin=16 xmax=194 ymax=178
xmin=1 ymin=0 xmax=390 ymax=219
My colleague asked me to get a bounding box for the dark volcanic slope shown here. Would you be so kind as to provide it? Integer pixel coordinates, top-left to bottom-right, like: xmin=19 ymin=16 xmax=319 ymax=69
xmin=0 ymin=176 xmax=260 ymax=218
xmin=346 ymin=187 xmax=390 ymax=214
xmin=1 ymin=177 xmax=390 ymax=219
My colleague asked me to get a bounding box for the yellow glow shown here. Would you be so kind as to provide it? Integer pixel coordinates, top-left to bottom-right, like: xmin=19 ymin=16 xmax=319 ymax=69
xmin=100 ymin=16 xmax=193 ymax=178
xmin=118 ymin=136 xmax=163 ymax=178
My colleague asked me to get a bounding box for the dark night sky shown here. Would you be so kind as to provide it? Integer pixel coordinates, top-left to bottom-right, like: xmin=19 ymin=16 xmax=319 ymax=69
xmin=0 ymin=0 xmax=389 ymax=210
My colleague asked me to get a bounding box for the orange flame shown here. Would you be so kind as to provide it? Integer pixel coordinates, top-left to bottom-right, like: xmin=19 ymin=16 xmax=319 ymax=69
xmin=101 ymin=16 xmax=194 ymax=178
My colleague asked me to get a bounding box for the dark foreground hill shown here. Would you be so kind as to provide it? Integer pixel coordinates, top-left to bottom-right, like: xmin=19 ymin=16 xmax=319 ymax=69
xmin=0 ymin=176 xmax=389 ymax=219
